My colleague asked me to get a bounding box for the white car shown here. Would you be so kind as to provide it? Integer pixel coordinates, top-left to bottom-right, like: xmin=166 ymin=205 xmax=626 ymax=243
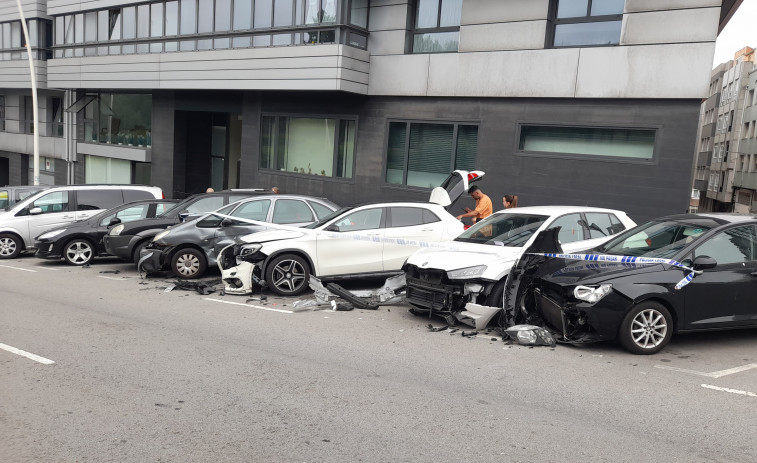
xmin=403 ymin=206 xmax=637 ymax=327
xmin=217 ymin=170 xmax=484 ymax=296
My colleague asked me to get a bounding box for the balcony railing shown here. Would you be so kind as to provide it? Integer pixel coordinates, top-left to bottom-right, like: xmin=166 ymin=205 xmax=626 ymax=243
xmin=732 ymin=171 xmax=757 ymax=190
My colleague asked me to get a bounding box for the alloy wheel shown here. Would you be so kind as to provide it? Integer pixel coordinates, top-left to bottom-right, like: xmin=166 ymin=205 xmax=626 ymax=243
xmin=271 ymin=259 xmax=306 ymax=292
xmin=0 ymin=237 xmax=17 ymax=257
xmin=65 ymin=241 xmax=93 ymax=265
xmin=630 ymin=308 xmax=668 ymax=349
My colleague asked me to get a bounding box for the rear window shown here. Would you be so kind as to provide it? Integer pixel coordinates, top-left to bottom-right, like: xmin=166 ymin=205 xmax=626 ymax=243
xmin=123 ymin=189 xmax=155 ymax=202
xmin=273 ymin=199 xmax=314 ymax=224
xmin=389 ymin=207 xmax=425 ymax=227
xmin=77 ymin=189 xmax=123 ymax=211
xmin=586 ymin=213 xmax=626 ymax=239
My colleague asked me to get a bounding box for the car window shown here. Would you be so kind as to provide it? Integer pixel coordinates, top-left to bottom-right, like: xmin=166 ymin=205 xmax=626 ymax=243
xmin=456 ymin=213 xmax=549 ymax=246
xmin=602 ymin=221 xmax=709 ymax=258
xmin=31 ymin=191 xmax=70 ymax=214
xmin=197 ymin=203 xmax=238 ymax=228
xmin=228 ymin=194 xmax=254 ymax=205
xmin=423 ymin=209 xmax=441 ymax=224
xmin=18 ymin=190 xmax=39 ymax=201
xmin=99 ymin=204 xmax=150 ymax=226
xmin=234 ymin=199 xmax=271 ymax=222
xmin=308 ymin=201 xmax=334 ymax=220
xmin=0 ymin=190 xmax=7 ymax=209
xmin=155 ymin=202 xmax=175 ymax=215
xmin=122 ymin=189 xmax=154 ymax=202
xmin=585 ymin=213 xmax=624 ymax=238
xmin=550 ymin=213 xmax=584 ymax=244
xmin=77 ymin=189 xmax=123 ymax=211
xmin=693 ymin=225 xmax=757 ymax=266
xmin=186 ymin=196 xmax=224 ymax=214
xmin=333 ymin=208 xmax=383 ymax=232
xmin=390 ymin=207 xmax=425 ymax=227
xmin=273 ymin=199 xmax=314 ymax=224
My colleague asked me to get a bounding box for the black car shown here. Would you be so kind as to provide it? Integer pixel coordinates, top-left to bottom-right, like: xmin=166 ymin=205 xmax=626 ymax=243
xmin=34 ymin=199 xmax=179 ymax=265
xmin=514 ymin=213 xmax=757 ymax=354
xmin=102 ymin=190 xmax=264 ymax=263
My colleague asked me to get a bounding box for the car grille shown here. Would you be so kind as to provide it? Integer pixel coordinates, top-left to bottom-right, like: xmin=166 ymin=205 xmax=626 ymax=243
xmin=405 ymin=265 xmax=465 ymax=312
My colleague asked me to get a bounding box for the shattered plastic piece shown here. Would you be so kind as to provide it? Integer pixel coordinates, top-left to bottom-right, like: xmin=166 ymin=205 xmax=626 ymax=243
xmin=99 ymin=270 xmax=121 ymax=274
xmin=427 ymin=324 xmax=448 ymax=332
xmin=170 ymin=280 xmax=217 ymax=295
xmin=220 ymin=261 xmax=256 ymax=295
xmin=326 ymin=283 xmax=379 ymax=310
xmin=349 ymin=274 xmax=407 ymax=305
xmin=461 ymin=330 xmax=478 ymax=337
xmin=504 ymin=324 xmax=557 ymax=347
xmin=448 ymin=329 xmax=458 ymax=334
xmin=330 ymin=300 xmax=354 ymax=311
xmin=164 ymin=285 xmax=175 ymax=293
xmin=457 ymin=303 xmax=502 ymax=330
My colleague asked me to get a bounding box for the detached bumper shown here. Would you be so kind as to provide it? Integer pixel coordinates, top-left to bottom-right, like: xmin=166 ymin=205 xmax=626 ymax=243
xmin=138 ymin=247 xmax=168 ymax=273
xmin=221 ymin=261 xmax=257 ymax=295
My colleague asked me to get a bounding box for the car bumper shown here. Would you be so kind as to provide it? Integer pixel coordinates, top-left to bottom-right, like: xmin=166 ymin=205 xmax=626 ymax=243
xmin=34 ymin=240 xmax=62 ymax=259
xmin=138 ymin=246 xmax=169 ymax=273
xmin=103 ymin=234 xmax=137 ymax=261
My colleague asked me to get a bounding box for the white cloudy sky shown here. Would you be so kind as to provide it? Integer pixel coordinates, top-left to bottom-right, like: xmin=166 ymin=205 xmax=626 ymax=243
xmin=713 ymin=0 xmax=757 ymax=65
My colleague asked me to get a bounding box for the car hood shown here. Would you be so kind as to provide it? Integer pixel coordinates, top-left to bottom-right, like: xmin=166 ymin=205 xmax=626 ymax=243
xmin=406 ymin=243 xmax=524 ymax=276
xmin=239 ymin=229 xmax=307 ymax=244
xmin=537 ymin=258 xmax=667 ymax=286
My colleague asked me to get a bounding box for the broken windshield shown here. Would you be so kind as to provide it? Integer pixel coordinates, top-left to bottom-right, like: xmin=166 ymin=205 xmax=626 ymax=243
xmin=455 ymin=213 xmax=549 ymax=247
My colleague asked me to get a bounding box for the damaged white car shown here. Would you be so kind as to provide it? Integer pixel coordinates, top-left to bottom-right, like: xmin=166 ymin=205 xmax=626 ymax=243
xmin=403 ymin=206 xmax=636 ymax=328
xmin=217 ymin=170 xmax=484 ymax=296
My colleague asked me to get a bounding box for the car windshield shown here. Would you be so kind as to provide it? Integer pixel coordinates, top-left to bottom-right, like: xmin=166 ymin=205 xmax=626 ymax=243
xmin=157 ymin=197 xmax=194 ymax=218
xmin=306 ymin=206 xmax=355 ymax=229
xmin=4 ymin=189 xmax=46 ymax=211
xmin=598 ymin=220 xmax=711 ymax=258
xmin=455 ymin=213 xmax=549 ymax=247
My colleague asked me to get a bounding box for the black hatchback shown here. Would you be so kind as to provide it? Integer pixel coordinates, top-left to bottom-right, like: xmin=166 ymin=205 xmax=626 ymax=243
xmin=34 ymin=199 xmax=178 ymax=265
xmin=518 ymin=213 xmax=757 ymax=354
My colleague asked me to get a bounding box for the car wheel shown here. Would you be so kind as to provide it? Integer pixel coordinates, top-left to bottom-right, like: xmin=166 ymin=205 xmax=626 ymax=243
xmin=0 ymin=233 xmax=22 ymax=259
xmin=63 ymin=239 xmax=95 ymax=266
xmin=132 ymin=241 xmax=147 ymax=264
xmin=171 ymin=248 xmax=207 ymax=279
xmin=618 ymin=301 xmax=673 ymax=355
xmin=265 ymin=254 xmax=310 ymax=296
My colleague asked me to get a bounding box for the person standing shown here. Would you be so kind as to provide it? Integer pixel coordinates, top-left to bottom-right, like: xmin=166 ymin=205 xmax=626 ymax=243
xmin=503 ymin=194 xmax=518 ymax=209
xmin=456 ymin=185 xmax=493 ymax=224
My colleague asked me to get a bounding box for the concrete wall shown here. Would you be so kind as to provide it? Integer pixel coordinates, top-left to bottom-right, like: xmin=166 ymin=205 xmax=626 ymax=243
xmin=0 ymin=0 xmax=46 ymax=21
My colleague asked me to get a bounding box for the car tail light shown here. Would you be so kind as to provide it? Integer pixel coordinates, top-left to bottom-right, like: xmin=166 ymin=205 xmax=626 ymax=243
xmin=467 ymin=173 xmax=479 ymax=181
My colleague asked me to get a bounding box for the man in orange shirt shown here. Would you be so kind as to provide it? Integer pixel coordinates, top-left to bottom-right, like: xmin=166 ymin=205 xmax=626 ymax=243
xmin=456 ymin=185 xmax=493 ymax=224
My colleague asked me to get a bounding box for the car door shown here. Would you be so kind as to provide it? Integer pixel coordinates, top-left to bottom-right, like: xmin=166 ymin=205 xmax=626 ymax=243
xmin=547 ymin=213 xmax=588 ymax=253
xmin=683 ymin=224 xmax=757 ymax=329
xmin=75 ymin=189 xmax=125 ymax=221
xmin=211 ymin=199 xmax=273 ymax=257
xmin=382 ymin=207 xmax=444 ymax=271
xmin=26 ymin=191 xmax=75 ymax=242
xmin=316 ymin=207 xmax=385 ymax=276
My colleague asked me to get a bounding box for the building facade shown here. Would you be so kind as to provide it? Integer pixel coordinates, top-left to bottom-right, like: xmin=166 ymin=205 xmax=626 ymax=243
xmin=0 ymin=0 xmax=743 ymax=222
xmin=693 ymin=46 xmax=757 ymax=214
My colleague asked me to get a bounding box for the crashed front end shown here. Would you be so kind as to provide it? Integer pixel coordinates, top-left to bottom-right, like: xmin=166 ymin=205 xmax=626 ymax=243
xmin=217 ymin=242 xmax=266 ymax=295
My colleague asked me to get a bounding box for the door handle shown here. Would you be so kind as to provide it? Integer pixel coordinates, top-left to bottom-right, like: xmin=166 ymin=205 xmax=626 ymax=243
xmin=421 ymin=228 xmax=434 ymax=232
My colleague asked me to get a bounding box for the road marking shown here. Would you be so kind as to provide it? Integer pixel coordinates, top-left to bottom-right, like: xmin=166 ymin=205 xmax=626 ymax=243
xmin=96 ymin=275 xmax=129 ymax=281
xmin=203 ymin=298 xmax=294 ymax=314
xmin=0 ymin=343 xmax=55 ymax=365
xmin=655 ymin=363 xmax=757 ymax=378
xmin=702 ymin=384 xmax=757 ymax=398
xmin=0 ymin=264 xmax=37 ymax=273
xmin=37 ymin=267 xmax=61 ymax=271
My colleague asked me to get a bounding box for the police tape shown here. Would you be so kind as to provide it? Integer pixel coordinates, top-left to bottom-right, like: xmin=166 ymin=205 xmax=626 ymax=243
xmin=528 ymin=252 xmax=700 ymax=290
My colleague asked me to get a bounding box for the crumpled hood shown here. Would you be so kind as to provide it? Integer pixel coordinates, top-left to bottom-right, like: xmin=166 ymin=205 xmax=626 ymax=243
xmin=406 ymin=243 xmax=524 ymax=280
xmin=239 ymin=229 xmax=307 ymax=243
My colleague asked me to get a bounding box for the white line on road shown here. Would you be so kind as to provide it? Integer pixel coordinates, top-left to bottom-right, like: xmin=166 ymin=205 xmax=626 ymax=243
xmin=702 ymin=384 xmax=757 ymax=398
xmin=655 ymin=363 xmax=757 ymax=378
xmin=0 ymin=264 xmax=37 ymax=273
xmin=37 ymin=267 xmax=61 ymax=271
xmin=0 ymin=343 xmax=55 ymax=365
xmin=204 ymin=298 xmax=293 ymax=314
xmin=96 ymin=275 xmax=129 ymax=281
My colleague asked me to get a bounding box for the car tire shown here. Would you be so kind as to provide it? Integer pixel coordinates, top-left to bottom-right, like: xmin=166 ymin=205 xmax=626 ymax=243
xmin=618 ymin=301 xmax=673 ymax=355
xmin=171 ymin=248 xmax=207 ymax=279
xmin=0 ymin=233 xmax=22 ymax=259
xmin=132 ymin=241 xmax=147 ymax=264
xmin=63 ymin=239 xmax=95 ymax=266
xmin=265 ymin=254 xmax=310 ymax=296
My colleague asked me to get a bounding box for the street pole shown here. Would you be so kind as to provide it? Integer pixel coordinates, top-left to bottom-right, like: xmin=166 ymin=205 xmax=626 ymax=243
xmin=16 ymin=0 xmax=39 ymax=185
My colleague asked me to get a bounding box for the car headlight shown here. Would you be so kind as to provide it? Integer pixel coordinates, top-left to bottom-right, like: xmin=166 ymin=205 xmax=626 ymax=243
xmin=153 ymin=229 xmax=171 ymax=242
xmin=446 ymin=265 xmax=487 ymax=280
xmin=38 ymin=229 xmax=66 ymax=240
xmin=573 ymin=284 xmax=613 ymax=304
xmin=109 ymin=224 xmax=125 ymax=236
xmin=239 ymin=243 xmax=262 ymax=256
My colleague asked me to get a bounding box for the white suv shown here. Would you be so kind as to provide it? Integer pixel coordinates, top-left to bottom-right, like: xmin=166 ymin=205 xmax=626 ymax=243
xmin=0 ymin=185 xmax=163 ymax=259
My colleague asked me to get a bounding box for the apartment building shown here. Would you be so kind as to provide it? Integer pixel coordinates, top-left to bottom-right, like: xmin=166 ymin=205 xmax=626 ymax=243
xmin=693 ymin=46 xmax=756 ymax=213
xmin=0 ymin=0 xmax=743 ymax=221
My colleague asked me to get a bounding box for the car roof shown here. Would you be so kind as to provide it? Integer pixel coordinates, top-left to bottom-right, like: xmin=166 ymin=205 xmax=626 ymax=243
xmin=494 ymin=205 xmax=627 ymax=216
xmin=656 ymin=213 xmax=757 ymax=226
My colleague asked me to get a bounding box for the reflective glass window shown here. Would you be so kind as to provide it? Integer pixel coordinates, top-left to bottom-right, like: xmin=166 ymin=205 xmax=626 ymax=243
xmin=84 ymin=12 xmax=97 ymax=42
xmin=233 ymin=0 xmax=252 ymax=30
xmin=97 ymin=11 xmax=108 ymax=41
xmin=137 ymin=5 xmax=150 ymax=38
xmin=274 ymin=0 xmax=294 ymax=27
xmin=550 ymin=213 xmax=585 ymax=244
xmin=215 ymin=0 xmax=232 ymax=31
xmin=694 ymin=225 xmax=757 ymax=265
xmin=233 ymin=199 xmax=271 ymax=221
xmin=108 ymin=10 xmax=121 ymax=40
xmin=180 ymin=0 xmax=197 ymax=34
xmin=550 ymin=0 xmax=623 ymax=47
xmin=350 ymin=0 xmax=368 ymax=28
xmin=308 ymin=201 xmax=334 ymax=219
xmin=73 ymin=14 xmax=84 ymax=44
xmin=32 ymin=191 xmax=70 ymax=214
xmin=77 ymin=189 xmax=124 ymax=211
xmin=254 ymin=0 xmax=273 ymax=28
xmin=165 ymin=1 xmax=179 ymax=35
xmin=151 ymin=3 xmax=164 ymax=37
xmin=122 ymin=7 xmax=136 ymax=39
xmin=390 ymin=207 xmax=426 ymax=227
xmin=55 ymin=17 xmax=64 ymax=45
xmin=519 ymin=125 xmax=655 ymax=160
xmin=198 ymin=0 xmax=214 ymax=33
xmin=554 ymin=21 xmax=621 ymax=46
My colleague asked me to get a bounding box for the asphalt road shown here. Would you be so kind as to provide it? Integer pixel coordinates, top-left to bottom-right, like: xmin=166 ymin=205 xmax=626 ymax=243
xmin=2 ymin=255 xmax=756 ymax=462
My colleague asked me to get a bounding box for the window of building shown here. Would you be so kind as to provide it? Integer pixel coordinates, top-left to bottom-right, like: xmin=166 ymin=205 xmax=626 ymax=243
xmin=23 ymin=96 xmax=34 ymax=134
xmin=0 ymin=95 xmax=4 ymax=131
xmin=728 ymin=110 xmax=734 ymax=132
xmin=85 ymin=155 xmax=132 ymax=183
xmin=548 ymin=0 xmax=623 ymax=48
xmin=260 ymin=115 xmax=356 ymax=179
xmin=411 ymin=0 xmax=462 ymax=53
xmin=386 ymin=121 xmax=477 ymax=188
xmin=73 ymin=92 xmax=151 ymax=146
xmin=51 ymin=96 xmax=64 ymax=137
xmin=518 ymin=125 xmax=656 ymax=161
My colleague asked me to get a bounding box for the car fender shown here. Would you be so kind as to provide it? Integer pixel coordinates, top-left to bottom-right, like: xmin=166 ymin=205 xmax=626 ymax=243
xmin=610 ymin=281 xmax=684 ymax=327
xmin=135 ymin=228 xmax=169 ymax=240
xmin=262 ymin=248 xmax=317 ymax=278
xmin=0 ymin=227 xmax=28 ymax=248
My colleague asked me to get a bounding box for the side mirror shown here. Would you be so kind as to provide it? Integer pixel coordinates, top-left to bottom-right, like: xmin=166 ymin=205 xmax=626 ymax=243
xmin=29 ymin=207 xmax=43 ymax=215
xmin=108 ymin=217 xmax=122 ymax=227
xmin=221 ymin=218 xmax=234 ymax=227
xmin=178 ymin=211 xmax=190 ymax=222
xmin=325 ymin=224 xmax=340 ymax=232
xmin=692 ymin=255 xmax=717 ymax=271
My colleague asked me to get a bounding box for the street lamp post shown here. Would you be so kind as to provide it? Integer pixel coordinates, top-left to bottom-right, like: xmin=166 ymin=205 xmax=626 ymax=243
xmin=15 ymin=0 xmax=39 ymax=185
